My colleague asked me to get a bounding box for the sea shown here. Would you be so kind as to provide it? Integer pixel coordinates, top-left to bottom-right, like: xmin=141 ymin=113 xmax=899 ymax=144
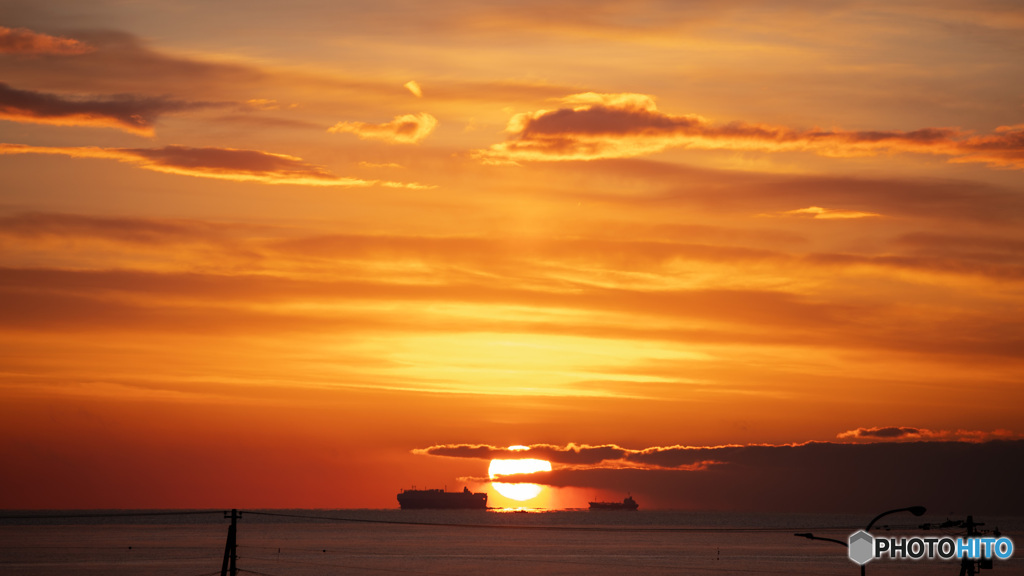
xmin=1 ymin=509 xmax=1020 ymax=576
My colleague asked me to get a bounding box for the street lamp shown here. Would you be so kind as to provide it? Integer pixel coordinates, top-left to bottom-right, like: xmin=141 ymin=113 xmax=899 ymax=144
xmin=795 ymin=506 xmax=926 ymax=575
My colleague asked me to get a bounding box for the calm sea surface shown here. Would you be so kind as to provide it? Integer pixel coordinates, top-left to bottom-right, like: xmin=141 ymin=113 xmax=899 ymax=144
xmin=1 ymin=509 xmax=1020 ymax=575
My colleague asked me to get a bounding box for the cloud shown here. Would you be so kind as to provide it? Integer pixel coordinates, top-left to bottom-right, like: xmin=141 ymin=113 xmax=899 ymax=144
xmin=328 ymin=112 xmax=438 ymax=144
xmin=379 ymin=180 xmax=438 ymax=190
xmin=953 ymin=124 xmax=1024 ymax=169
xmin=837 ymin=426 xmax=1019 ymax=442
xmin=245 ymin=98 xmax=280 ymax=111
xmin=0 ymin=26 xmax=94 ymax=55
xmin=572 ymin=158 xmax=1024 ymax=226
xmin=775 ymin=206 xmax=882 ymax=219
xmin=474 ymin=92 xmax=1024 ymax=169
xmin=417 ymin=442 xmax=773 ymax=471
xmin=0 ymin=212 xmax=255 ymax=247
xmin=263 ymin=233 xmax=1024 ymax=352
xmin=0 ymin=143 xmax=375 ymax=186
xmin=895 ymin=232 xmax=1024 ymax=257
xmin=552 ymin=441 xmax=1024 ymax=513
xmin=269 ymin=230 xmax=1024 ymax=286
xmin=838 ymin=426 xmax=930 ymax=440
xmin=0 ymin=29 xmax=266 ymax=96
xmin=4 ymin=224 xmax=1023 ymax=364
xmin=0 ymin=83 xmax=218 ymax=135
xmin=0 ymin=266 xmax=941 ymax=356
xmin=415 ymin=443 xmax=632 ymax=466
xmin=359 ymin=161 xmax=403 ymax=168
xmin=404 ymin=80 xmax=423 ymax=98
xmin=420 ymin=435 xmax=1023 ymax=472
xmin=425 ymin=440 xmax=1024 ymax=513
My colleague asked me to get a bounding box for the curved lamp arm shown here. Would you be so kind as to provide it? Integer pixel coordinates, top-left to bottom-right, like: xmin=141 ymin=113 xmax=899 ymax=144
xmin=794 ymin=533 xmax=848 ymax=548
xmin=865 ymin=506 xmax=927 ymax=531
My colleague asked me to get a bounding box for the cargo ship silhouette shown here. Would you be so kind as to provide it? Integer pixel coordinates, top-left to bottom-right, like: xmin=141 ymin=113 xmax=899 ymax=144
xmin=589 ymin=495 xmax=639 ymax=510
xmin=397 ymin=487 xmax=488 ymax=509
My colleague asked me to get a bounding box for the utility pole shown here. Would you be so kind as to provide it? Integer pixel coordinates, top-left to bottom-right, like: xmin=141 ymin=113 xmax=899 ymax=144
xmin=221 ymin=509 xmax=241 ymax=576
xmin=958 ymin=515 xmax=997 ymax=576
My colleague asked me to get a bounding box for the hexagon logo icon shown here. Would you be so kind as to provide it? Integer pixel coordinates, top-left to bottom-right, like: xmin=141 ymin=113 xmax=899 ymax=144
xmin=849 ymin=530 xmax=874 ymax=565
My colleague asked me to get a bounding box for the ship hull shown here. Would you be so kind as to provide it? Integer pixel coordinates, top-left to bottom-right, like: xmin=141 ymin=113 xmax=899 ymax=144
xmin=588 ymin=497 xmax=639 ymax=511
xmin=397 ymin=488 xmax=487 ymax=510
xmin=588 ymin=503 xmax=638 ymax=510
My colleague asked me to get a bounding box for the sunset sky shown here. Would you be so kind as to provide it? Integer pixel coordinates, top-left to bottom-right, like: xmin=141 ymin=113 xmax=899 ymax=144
xmin=2 ymin=1 xmax=1023 ymax=513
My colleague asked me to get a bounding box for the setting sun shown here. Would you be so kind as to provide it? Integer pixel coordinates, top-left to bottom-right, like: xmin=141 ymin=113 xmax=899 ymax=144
xmin=488 ymin=457 xmax=552 ymax=501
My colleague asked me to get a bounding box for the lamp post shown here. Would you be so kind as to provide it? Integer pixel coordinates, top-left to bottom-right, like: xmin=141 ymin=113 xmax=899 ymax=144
xmin=795 ymin=506 xmax=926 ymax=575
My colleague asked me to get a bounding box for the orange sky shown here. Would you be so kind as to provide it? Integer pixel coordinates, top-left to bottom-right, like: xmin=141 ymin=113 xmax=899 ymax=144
xmin=1 ymin=1 xmax=1023 ymax=512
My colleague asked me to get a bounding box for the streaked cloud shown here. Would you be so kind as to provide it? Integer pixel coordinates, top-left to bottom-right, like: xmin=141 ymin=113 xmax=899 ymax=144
xmin=4 ymin=216 xmax=1022 ymax=369
xmin=0 ymin=143 xmax=375 ymax=186
xmin=894 ymin=232 xmax=1024 ymax=257
xmin=573 ymin=159 xmax=1024 ymax=226
xmin=0 ymin=82 xmax=218 ymax=135
xmin=268 ymin=230 xmax=1024 ymax=285
xmin=359 ymin=161 xmax=403 ymax=168
xmin=0 ymin=212 xmax=227 ymax=244
xmin=475 ymin=92 xmax=1024 ymax=170
xmin=244 ymin=98 xmax=281 ymax=110
xmin=0 ymin=26 xmax=94 ymax=55
xmin=0 ymin=29 xmax=267 ymax=99
xmin=773 ymin=206 xmax=882 ymax=219
xmin=379 ymin=180 xmax=437 ymax=189
xmin=837 ymin=426 xmax=1018 ymax=442
xmin=328 ymin=112 xmax=438 ymax=144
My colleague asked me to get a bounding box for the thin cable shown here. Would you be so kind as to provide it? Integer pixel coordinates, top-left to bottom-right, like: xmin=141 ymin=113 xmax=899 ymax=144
xmin=240 ymin=551 xmax=825 ymax=576
xmin=237 ymin=569 xmax=281 ymax=576
xmin=0 ymin=510 xmax=225 ymax=520
xmin=241 ymin=510 xmax=859 ymax=533
xmin=239 ymin=553 xmax=463 ymax=576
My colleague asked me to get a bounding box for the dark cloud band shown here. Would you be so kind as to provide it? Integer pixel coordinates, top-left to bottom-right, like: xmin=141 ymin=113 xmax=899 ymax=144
xmin=0 ymin=82 xmax=219 ymax=135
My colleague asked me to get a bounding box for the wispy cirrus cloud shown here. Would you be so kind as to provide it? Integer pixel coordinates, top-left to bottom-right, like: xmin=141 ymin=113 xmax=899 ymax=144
xmin=474 ymin=92 xmax=1024 ymax=170
xmin=0 ymin=212 xmax=258 ymax=247
xmin=764 ymin=206 xmax=883 ymax=219
xmin=0 ymin=143 xmax=375 ymax=186
xmin=0 ymin=82 xmax=219 ymax=135
xmin=0 ymin=26 xmax=94 ymax=55
xmin=269 ymin=230 xmax=1024 ymax=286
xmin=244 ymin=98 xmax=282 ymax=111
xmin=328 ymin=112 xmax=438 ymax=144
